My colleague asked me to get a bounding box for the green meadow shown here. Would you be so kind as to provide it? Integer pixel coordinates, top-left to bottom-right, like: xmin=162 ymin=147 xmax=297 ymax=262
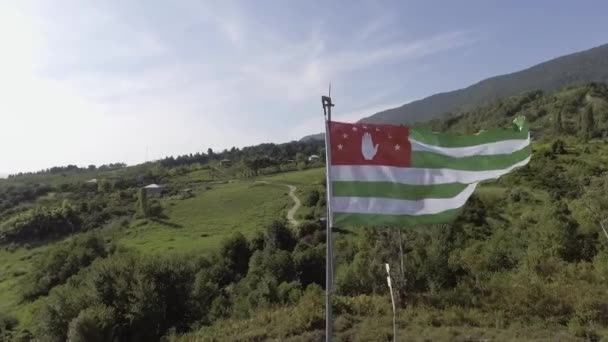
xmin=119 ymin=180 xmax=292 ymax=255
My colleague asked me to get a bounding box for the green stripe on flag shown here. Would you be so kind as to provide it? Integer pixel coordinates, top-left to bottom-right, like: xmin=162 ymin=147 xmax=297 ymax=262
xmin=411 ymin=145 xmax=531 ymax=170
xmin=332 ymin=181 xmax=469 ymax=200
xmin=410 ymin=123 xmax=528 ymax=147
xmin=334 ymin=208 xmax=463 ymax=227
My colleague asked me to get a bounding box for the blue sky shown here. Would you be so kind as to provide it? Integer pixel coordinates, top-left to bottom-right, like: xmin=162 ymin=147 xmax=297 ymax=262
xmin=1 ymin=0 xmax=607 ymax=173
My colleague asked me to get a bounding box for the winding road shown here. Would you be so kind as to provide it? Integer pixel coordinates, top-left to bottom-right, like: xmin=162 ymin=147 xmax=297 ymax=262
xmin=255 ymin=181 xmax=301 ymax=226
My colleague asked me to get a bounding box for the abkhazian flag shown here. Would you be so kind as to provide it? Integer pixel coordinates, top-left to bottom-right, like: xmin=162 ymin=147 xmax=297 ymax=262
xmin=328 ymin=117 xmax=531 ymax=226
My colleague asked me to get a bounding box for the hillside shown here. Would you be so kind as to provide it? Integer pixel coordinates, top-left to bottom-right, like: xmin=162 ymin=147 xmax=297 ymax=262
xmin=302 ymin=43 xmax=608 ymax=142
xmin=362 ymin=43 xmax=608 ymax=125
xmin=185 ymin=84 xmax=608 ymax=340
xmin=2 ymin=84 xmax=608 ymax=341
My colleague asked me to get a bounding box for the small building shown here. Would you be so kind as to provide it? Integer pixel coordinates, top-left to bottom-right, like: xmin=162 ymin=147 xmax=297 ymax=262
xmin=143 ymin=183 xmax=164 ymax=196
xmin=85 ymin=178 xmax=98 ymax=184
xmin=220 ymin=159 xmax=232 ymax=167
xmin=308 ymin=154 xmax=320 ymax=162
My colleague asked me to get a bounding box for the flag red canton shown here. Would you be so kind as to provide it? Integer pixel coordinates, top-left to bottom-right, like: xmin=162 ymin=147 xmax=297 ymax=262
xmin=329 ymin=121 xmax=411 ymax=167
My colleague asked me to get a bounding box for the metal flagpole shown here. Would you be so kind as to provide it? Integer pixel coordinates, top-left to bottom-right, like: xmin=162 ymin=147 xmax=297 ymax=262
xmin=322 ymin=88 xmax=335 ymax=342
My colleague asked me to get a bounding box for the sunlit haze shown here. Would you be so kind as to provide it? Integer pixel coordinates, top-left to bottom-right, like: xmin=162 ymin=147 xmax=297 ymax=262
xmin=1 ymin=0 xmax=607 ymax=174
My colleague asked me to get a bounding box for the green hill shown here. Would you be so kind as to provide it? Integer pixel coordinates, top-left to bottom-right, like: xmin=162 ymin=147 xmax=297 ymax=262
xmin=302 ymin=43 xmax=608 ymax=142
xmin=362 ymin=43 xmax=608 ymax=125
xmin=2 ymin=84 xmax=608 ymax=340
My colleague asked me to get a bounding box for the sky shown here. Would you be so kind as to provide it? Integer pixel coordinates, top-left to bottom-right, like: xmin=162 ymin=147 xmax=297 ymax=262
xmin=1 ymin=0 xmax=607 ymax=174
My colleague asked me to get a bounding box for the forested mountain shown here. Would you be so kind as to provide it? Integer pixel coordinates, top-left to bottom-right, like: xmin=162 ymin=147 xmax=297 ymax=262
xmin=425 ymin=82 xmax=608 ymax=137
xmin=302 ymin=43 xmax=608 ymax=142
xmin=362 ymin=43 xmax=608 ymax=125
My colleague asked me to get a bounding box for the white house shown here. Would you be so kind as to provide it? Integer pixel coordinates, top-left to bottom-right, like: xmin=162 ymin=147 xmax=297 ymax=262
xmin=308 ymin=154 xmax=320 ymax=162
xmin=143 ymin=183 xmax=164 ymax=196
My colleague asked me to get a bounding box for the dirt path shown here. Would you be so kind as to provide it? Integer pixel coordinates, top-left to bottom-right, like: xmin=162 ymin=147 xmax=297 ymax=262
xmin=255 ymin=181 xmax=300 ymax=226
xmin=285 ymin=184 xmax=300 ymax=226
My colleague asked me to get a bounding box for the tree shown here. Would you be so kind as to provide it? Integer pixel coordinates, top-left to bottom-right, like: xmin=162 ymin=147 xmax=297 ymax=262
xmin=581 ymin=106 xmax=595 ymax=140
xmin=293 ymin=244 xmax=325 ymax=286
xmin=137 ymin=188 xmax=150 ymax=218
xmin=97 ymin=179 xmax=112 ymax=193
xmin=219 ymin=232 xmax=252 ymax=278
xmin=265 ymin=221 xmax=296 ymax=251
xmin=553 ymin=110 xmax=563 ymax=134
xmin=579 ymin=177 xmax=608 ymax=243
xmin=295 ymin=153 xmax=307 ymax=168
xmin=207 ymin=148 xmax=214 ymax=158
xmin=304 ymin=190 xmax=320 ymax=207
xmin=244 ymin=159 xmax=261 ymax=176
xmin=66 ymin=305 xmax=116 ymax=342
xmin=551 ymin=139 xmax=566 ymax=154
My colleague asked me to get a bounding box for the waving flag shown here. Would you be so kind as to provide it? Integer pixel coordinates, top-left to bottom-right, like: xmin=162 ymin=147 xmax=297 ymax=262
xmin=328 ymin=117 xmax=530 ymax=226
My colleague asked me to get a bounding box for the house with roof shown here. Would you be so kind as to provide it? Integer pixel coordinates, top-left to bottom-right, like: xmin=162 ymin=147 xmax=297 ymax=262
xmin=143 ymin=183 xmax=164 ymax=196
xmin=308 ymin=154 xmax=320 ymax=162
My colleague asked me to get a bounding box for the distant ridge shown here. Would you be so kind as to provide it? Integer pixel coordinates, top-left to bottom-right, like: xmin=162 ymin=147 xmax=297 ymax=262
xmin=360 ymin=43 xmax=608 ymax=125
xmin=301 ymin=43 xmax=608 ymax=140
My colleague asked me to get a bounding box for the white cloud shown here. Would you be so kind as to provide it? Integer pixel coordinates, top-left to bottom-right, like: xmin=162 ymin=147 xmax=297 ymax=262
xmin=0 ymin=1 xmax=477 ymax=173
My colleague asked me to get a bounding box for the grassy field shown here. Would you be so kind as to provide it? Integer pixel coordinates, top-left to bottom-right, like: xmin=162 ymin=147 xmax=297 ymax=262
xmin=261 ymin=167 xmax=325 ymax=186
xmin=0 ymin=169 xmax=324 ymax=327
xmin=0 ymin=246 xmax=48 ymax=326
xmin=262 ymin=168 xmax=325 ymax=221
xmin=118 ymin=180 xmax=291 ymax=255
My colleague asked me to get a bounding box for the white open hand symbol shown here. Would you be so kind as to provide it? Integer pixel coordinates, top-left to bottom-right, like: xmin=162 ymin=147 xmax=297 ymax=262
xmin=361 ymin=132 xmax=379 ymax=160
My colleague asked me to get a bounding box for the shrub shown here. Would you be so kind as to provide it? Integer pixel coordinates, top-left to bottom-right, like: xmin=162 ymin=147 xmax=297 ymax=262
xmin=209 ymin=294 xmax=232 ymax=321
xmin=265 ymin=220 xmax=296 ymax=251
xmin=0 ymin=312 xmax=18 ymax=337
xmin=297 ymin=220 xmax=322 ymax=238
xmin=66 ymin=305 xmax=116 ymax=342
xmin=551 ymin=139 xmax=566 ymax=154
xmin=278 ymin=281 xmax=303 ymax=304
xmin=293 ymin=244 xmax=325 ymax=286
xmin=0 ymin=206 xmax=83 ymax=244
xmin=22 ymin=234 xmax=111 ymax=300
xmin=509 ymin=188 xmax=530 ymax=202
xmin=219 ymin=232 xmax=252 ymax=279
xmin=304 ymin=190 xmax=320 ymax=207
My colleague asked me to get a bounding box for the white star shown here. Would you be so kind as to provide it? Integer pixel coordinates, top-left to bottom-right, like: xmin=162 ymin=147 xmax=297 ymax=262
xmin=388 ymin=134 xmax=393 ymax=139
xmin=352 ymin=126 xmax=358 ymax=132
xmin=395 ymin=144 xmax=401 ymax=151
xmin=338 ymin=144 xmax=343 ymax=150
xmin=363 ymin=125 xmax=368 ymax=129
xmin=375 ymin=127 xmax=380 ymax=132
xmin=342 ymin=133 xmax=348 ymax=139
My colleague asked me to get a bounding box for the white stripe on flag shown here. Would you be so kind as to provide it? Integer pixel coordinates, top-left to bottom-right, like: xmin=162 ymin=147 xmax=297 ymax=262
xmin=331 ymin=156 xmax=531 ymax=185
xmin=332 ymin=183 xmax=477 ymax=215
xmin=409 ymin=134 xmax=530 ymax=157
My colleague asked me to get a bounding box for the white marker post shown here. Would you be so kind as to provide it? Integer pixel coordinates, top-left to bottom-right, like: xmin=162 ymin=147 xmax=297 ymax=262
xmin=385 ymin=263 xmax=397 ymax=342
